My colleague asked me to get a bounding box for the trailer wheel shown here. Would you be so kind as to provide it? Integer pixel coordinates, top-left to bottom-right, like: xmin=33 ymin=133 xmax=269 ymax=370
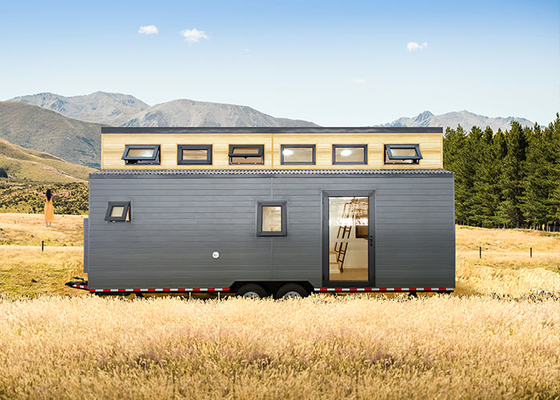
xmin=237 ymin=284 xmax=268 ymax=299
xmin=276 ymin=284 xmax=309 ymax=299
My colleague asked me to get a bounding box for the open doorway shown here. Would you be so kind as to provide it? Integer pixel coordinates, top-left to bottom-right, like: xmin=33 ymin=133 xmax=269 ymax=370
xmin=323 ymin=192 xmax=374 ymax=286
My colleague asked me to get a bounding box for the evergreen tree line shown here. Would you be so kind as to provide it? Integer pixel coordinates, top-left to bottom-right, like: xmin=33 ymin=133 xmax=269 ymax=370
xmin=443 ymin=114 xmax=560 ymax=231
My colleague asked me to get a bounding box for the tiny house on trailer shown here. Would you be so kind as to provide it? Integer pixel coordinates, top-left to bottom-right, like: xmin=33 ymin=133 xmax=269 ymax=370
xmin=68 ymin=127 xmax=455 ymax=298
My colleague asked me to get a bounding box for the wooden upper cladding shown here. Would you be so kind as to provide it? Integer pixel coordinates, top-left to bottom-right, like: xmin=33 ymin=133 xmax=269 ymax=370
xmin=101 ymin=127 xmax=444 ymax=170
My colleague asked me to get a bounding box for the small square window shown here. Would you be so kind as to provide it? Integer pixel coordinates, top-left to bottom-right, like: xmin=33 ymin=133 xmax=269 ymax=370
xmin=332 ymin=145 xmax=368 ymax=165
xmin=384 ymin=144 xmax=422 ymax=164
xmin=229 ymin=145 xmax=264 ymax=165
xmin=281 ymin=145 xmax=316 ymax=165
xmin=257 ymin=201 xmax=287 ymax=237
xmin=122 ymin=145 xmax=160 ymax=165
xmin=177 ymin=145 xmax=212 ymax=165
xmin=105 ymin=201 xmax=131 ymax=222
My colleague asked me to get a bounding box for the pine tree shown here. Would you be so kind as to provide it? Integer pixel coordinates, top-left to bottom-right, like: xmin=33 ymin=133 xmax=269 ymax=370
xmin=443 ymin=126 xmax=467 ymax=224
xmin=545 ymin=114 xmax=560 ymax=230
xmin=520 ymin=123 xmax=553 ymax=228
xmin=496 ymin=122 xmax=529 ymax=227
xmin=491 ymin=130 xmax=508 ymax=227
xmin=472 ymin=127 xmax=500 ymax=227
xmin=458 ymin=126 xmax=485 ymax=225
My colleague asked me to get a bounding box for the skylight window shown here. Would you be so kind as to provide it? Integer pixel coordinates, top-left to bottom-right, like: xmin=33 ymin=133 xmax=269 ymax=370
xmin=122 ymin=145 xmax=160 ymax=165
xmin=332 ymin=145 xmax=368 ymax=165
xmin=384 ymin=144 xmax=422 ymax=164
xmin=229 ymin=145 xmax=264 ymax=165
xmin=281 ymin=145 xmax=316 ymax=165
xmin=177 ymin=144 xmax=212 ymax=165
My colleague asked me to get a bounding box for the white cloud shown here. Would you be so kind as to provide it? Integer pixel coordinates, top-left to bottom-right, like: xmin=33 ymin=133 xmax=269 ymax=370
xmin=351 ymin=78 xmax=366 ymax=84
xmin=138 ymin=25 xmax=159 ymax=35
xmin=181 ymin=28 xmax=209 ymax=43
xmin=407 ymin=41 xmax=428 ymax=51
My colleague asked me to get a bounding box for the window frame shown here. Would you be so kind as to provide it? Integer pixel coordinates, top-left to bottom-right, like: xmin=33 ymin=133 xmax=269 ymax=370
xmin=104 ymin=201 xmax=131 ymax=222
xmin=332 ymin=144 xmax=368 ymax=165
xmin=177 ymin=144 xmax=213 ymax=165
xmin=122 ymin=145 xmax=161 ymax=165
xmin=280 ymin=144 xmax=316 ymax=165
xmin=228 ymin=144 xmax=265 ymax=165
xmin=257 ymin=200 xmax=287 ymax=237
xmin=384 ymin=144 xmax=423 ymax=165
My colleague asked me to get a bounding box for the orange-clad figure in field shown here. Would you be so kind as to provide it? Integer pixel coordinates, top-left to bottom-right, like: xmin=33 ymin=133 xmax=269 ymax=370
xmin=33 ymin=189 xmax=70 ymax=227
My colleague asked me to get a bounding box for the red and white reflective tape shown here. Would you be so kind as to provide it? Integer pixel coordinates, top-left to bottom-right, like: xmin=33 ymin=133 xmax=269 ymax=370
xmin=72 ymin=284 xmax=88 ymax=290
xmin=88 ymin=287 xmax=230 ymax=293
xmin=314 ymin=287 xmax=454 ymax=292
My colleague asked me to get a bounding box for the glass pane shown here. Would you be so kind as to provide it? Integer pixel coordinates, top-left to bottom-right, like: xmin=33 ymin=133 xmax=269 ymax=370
xmin=329 ymin=197 xmax=368 ymax=281
xmin=385 ymin=146 xmax=419 ymax=164
xmin=385 ymin=155 xmax=415 ymax=164
xmin=111 ymin=206 xmax=125 ymax=218
xmin=262 ymin=206 xmax=282 ymax=232
xmin=335 ymin=147 xmax=365 ymax=163
xmin=127 ymin=148 xmax=154 ymax=158
xmin=231 ymin=147 xmax=261 ymax=155
xmin=390 ymin=148 xmax=417 ymax=158
xmin=182 ymin=149 xmax=208 ymax=161
xmin=283 ymin=147 xmax=314 ymax=163
xmin=230 ymin=156 xmax=263 ymax=164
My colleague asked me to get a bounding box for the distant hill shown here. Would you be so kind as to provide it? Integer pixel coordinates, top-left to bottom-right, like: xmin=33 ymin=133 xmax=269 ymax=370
xmin=0 ymin=102 xmax=103 ymax=168
xmin=9 ymin=91 xmax=149 ymax=126
xmin=383 ymin=110 xmax=535 ymax=131
xmin=9 ymin=91 xmax=319 ymax=128
xmin=0 ymin=137 xmax=95 ymax=183
xmin=121 ymin=99 xmax=319 ymax=127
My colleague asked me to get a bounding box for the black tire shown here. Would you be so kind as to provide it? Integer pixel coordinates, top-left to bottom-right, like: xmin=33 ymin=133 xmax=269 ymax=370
xmin=237 ymin=284 xmax=268 ymax=299
xmin=275 ymin=284 xmax=309 ymax=299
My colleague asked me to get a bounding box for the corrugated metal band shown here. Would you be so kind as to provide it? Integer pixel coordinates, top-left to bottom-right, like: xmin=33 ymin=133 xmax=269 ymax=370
xmin=314 ymin=288 xmax=454 ymax=292
xmin=92 ymin=169 xmax=453 ymax=177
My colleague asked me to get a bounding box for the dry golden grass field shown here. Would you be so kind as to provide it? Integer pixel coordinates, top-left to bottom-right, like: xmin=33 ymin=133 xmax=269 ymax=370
xmin=0 ymin=213 xmax=559 ymax=399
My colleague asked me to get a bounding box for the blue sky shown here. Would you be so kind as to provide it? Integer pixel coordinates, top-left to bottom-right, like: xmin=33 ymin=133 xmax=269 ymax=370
xmin=0 ymin=0 xmax=558 ymax=126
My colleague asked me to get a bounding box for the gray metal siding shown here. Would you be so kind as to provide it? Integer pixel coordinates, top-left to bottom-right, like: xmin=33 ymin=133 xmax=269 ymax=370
xmin=87 ymin=174 xmax=455 ymax=289
xmin=83 ymin=218 xmax=89 ymax=273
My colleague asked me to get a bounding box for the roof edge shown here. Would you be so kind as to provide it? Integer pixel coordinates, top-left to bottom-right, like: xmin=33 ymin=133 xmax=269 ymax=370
xmin=101 ymin=127 xmax=444 ymax=134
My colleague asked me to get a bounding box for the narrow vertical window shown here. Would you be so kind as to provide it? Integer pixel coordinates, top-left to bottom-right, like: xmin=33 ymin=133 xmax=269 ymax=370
xmin=257 ymin=201 xmax=287 ymax=237
xmin=105 ymin=201 xmax=131 ymax=222
xmin=332 ymin=145 xmax=368 ymax=165
xmin=177 ymin=145 xmax=212 ymax=165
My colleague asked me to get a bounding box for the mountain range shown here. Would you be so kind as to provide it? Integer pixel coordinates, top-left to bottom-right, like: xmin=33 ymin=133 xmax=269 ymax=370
xmin=10 ymin=92 xmax=150 ymax=126
xmin=10 ymin=92 xmax=318 ymax=128
xmin=0 ymin=91 xmax=538 ymax=173
xmin=9 ymin=92 xmax=537 ymax=131
xmin=383 ymin=110 xmax=534 ymax=132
